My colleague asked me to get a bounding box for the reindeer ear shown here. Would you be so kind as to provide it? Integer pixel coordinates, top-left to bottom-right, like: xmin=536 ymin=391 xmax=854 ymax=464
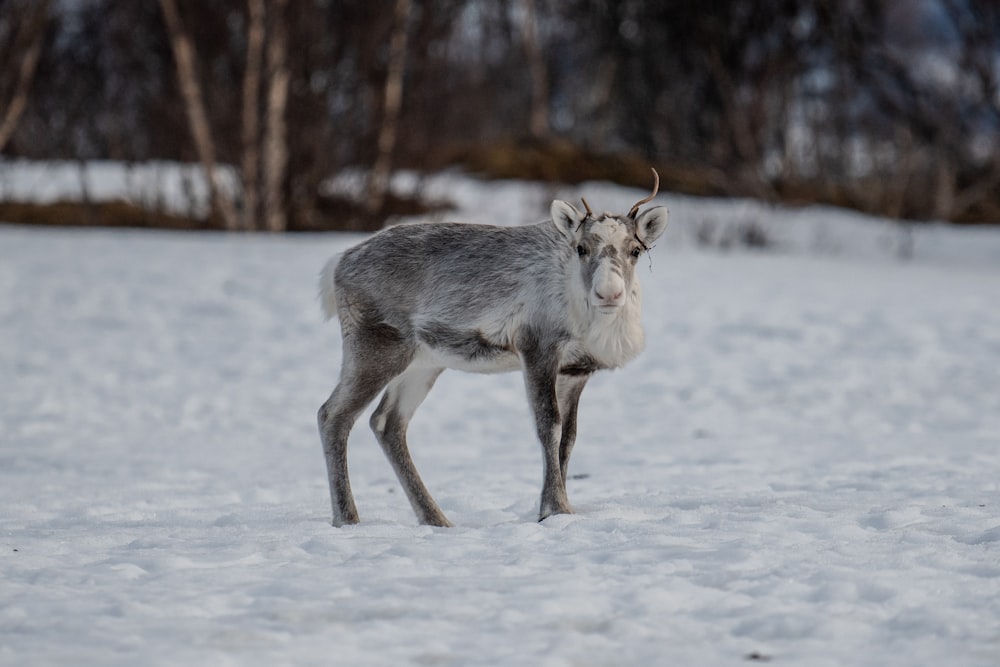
xmin=550 ymin=200 xmax=584 ymax=243
xmin=635 ymin=206 xmax=669 ymax=246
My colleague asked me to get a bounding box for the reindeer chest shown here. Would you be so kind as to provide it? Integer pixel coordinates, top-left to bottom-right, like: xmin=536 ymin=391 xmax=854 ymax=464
xmin=567 ymin=304 xmax=646 ymax=372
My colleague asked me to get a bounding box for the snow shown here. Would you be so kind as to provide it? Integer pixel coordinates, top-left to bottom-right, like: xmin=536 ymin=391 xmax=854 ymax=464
xmin=2 ymin=168 xmax=1000 ymax=666
xmin=0 ymin=159 xmax=239 ymax=218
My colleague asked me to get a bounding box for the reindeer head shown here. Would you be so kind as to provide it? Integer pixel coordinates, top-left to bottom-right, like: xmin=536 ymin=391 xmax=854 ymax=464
xmin=550 ymin=169 xmax=669 ymax=314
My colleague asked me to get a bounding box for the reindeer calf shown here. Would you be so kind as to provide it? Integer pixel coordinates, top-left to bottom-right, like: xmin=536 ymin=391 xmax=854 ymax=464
xmin=317 ymin=172 xmax=668 ymax=526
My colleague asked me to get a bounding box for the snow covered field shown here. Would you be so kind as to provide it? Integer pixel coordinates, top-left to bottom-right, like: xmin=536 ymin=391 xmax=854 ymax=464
xmin=2 ymin=173 xmax=1000 ymax=665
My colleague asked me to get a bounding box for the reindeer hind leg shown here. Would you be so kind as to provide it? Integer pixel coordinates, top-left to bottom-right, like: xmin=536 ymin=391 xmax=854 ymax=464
xmin=318 ymin=322 xmax=414 ymax=526
xmin=370 ymin=365 xmax=451 ymax=526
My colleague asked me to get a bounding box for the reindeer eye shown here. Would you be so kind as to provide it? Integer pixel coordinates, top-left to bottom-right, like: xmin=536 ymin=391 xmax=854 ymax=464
xmin=576 ymin=245 xmax=588 ymax=257
xmin=630 ymin=247 xmax=642 ymax=258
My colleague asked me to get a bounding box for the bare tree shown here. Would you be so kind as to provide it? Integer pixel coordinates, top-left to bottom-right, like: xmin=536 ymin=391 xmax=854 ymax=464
xmin=240 ymin=0 xmax=266 ymax=231
xmin=0 ymin=0 xmax=49 ymax=153
xmin=158 ymin=0 xmax=239 ymax=229
xmin=157 ymin=0 xmax=290 ymax=231
xmin=521 ymin=0 xmax=549 ymax=138
xmin=262 ymin=0 xmax=290 ymax=232
xmin=942 ymin=0 xmax=1000 ymax=221
xmin=365 ymin=0 xmax=411 ymax=216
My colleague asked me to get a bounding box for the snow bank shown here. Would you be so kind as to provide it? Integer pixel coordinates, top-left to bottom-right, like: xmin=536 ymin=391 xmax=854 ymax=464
xmin=4 ymin=159 xmax=1000 ymax=265
xmin=340 ymin=169 xmax=1000 ymax=266
xmin=0 ymin=159 xmax=239 ymax=218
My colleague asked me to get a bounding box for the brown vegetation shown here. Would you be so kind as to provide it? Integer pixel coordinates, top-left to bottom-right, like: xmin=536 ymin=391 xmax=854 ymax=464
xmin=0 ymin=201 xmax=220 ymax=231
xmin=0 ymin=191 xmax=448 ymax=233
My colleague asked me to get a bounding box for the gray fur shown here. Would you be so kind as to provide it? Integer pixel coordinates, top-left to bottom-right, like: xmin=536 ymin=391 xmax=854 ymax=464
xmin=317 ymin=200 xmax=668 ymax=526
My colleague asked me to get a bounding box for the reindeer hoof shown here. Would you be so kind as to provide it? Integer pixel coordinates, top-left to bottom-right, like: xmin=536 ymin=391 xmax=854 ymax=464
xmin=420 ymin=511 xmax=454 ymax=528
xmin=331 ymin=505 xmax=361 ymax=527
xmin=538 ymin=504 xmax=574 ymax=522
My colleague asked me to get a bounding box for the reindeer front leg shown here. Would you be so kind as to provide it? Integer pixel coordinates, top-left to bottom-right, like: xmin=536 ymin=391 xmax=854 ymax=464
xmin=520 ymin=334 xmax=572 ymax=521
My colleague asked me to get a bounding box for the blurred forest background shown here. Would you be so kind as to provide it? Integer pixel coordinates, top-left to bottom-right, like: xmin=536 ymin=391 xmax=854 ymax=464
xmin=0 ymin=0 xmax=998 ymax=231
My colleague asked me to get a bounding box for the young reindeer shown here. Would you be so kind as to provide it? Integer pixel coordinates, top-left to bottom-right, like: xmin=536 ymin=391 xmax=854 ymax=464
xmin=317 ymin=170 xmax=668 ymax=526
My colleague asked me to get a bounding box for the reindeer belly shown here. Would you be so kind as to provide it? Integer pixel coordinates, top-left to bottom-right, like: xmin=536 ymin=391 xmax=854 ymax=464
xmin=414 ymin=323 xmax=522 ymax=374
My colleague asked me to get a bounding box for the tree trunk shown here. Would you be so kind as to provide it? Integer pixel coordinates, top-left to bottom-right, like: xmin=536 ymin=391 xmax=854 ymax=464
xmin=158 ymin=0 xmax=239 ymax=230
xmin=262 ymin=0 xmax=290 ymax=232
xmin=240 ymin=0 xmax=266 ymax=231
xmin=365 ymin=0 xmax=411 ymax=216
xmin=521 ymin=0 xmax=549 ymax=139
xmin=0 ymin=0 xmax=49 ymax=153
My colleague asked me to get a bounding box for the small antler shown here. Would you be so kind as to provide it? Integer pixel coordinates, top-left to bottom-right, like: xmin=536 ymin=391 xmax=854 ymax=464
xmin=580 ymin=197 xmax=593 ymax=218
xmin=628 ymin=167 xmax=660 ymax=218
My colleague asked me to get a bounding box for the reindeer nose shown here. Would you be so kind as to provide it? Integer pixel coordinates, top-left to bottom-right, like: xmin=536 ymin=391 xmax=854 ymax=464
xmin=595 ymin=287 xmax=624 ymax=304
